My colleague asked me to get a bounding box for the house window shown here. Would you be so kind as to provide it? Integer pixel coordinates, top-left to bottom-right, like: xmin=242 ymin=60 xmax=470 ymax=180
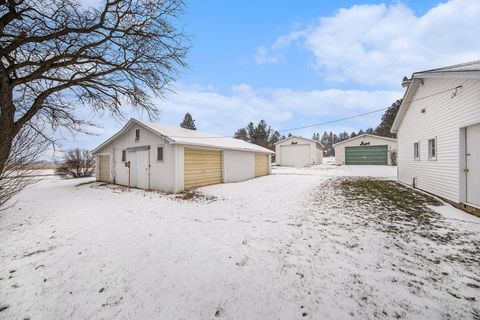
xmin=428 ymin=138 xmax=436 ymax=160
xmin=157 ymin=147 xmax=164 ymax=161
xmin=414 ymin=142 xmax=419 ymax=160
xmin=122 ymin=150 xmax=126 ymax=162
xmin=135 ymin=129 xmax=140 ymax=142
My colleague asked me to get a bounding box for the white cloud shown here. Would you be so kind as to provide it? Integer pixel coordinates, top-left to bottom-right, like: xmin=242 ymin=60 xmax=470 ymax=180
xmin=260 ymin=0 xmax=480 ymax=85
xmin=151 ymin=84 xmax=402 ymax=136
xmin=57 ymin=84 xmax=402 ymax=154
xmin=253 ymin=46 xmax=281 ymax=64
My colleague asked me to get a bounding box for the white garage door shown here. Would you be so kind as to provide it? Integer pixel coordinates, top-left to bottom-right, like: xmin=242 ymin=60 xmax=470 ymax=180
xmin=280 ymin=144 xmax=310 ymax=166
xmin=128 ymin=149 xmax=150 ymax=189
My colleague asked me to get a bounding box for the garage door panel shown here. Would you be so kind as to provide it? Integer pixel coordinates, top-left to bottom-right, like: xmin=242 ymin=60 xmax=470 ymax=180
xmin=184 ymin=148 xmax=222 ymax=190
xmin=255 ymin=154 xmax=268 ymax=177
xmin=280 ymin=144 xmax=310 ymax=166
xmin=345 ymin=145 xmax=388 ymax=165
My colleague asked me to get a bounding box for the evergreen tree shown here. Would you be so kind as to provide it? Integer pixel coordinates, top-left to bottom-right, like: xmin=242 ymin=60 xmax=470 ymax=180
xmin=358 ymin=129 xmax=365 ymax=135
xmin=233 ymin=120 xmax=280 ymax=151
xmin=350 ymin=132 xmax=357 ymax=138
xmin=365 ymin=127 xmax=374 ymax=134
xmin=375 ymin=99 xmax=402 ymax=138
xmin=339 ymin=131 xmax=349 ymax=141
xmin=320 ymin=131 xmax=329 ymax=147
xmin=333 ymin=133 xmax=339 ymax=144
xmin=180 ymin=113 xmax=197 ymax=130
xmin=233 ymin=128 xmax=248 ymax=141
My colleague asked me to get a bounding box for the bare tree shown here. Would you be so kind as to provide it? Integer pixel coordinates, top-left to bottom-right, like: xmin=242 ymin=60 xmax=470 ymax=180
xmin=0 ymin=124 xmax=50 ymax=208
xmin=56 ymin=148 xmax=95 ymax=178
xmin=0 ymin=0 xmax=189 ymax=205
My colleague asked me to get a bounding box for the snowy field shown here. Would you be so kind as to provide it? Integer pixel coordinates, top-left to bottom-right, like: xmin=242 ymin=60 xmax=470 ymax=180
xmin=1 ymin=160 xmax=479 ymax=319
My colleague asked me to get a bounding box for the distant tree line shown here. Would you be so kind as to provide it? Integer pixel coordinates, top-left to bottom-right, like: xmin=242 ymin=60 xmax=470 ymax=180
xmin=312 ymin=99 xmax=401 ymax=156
xmin=184 ymin=99 xmax=401 ymax=159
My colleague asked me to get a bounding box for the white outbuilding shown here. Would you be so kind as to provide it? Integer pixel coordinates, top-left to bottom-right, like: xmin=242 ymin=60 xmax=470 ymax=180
xmin=274 ymin=136 xmax=324 ymax=166
xmin=92 ymin=118 xmax=273 ymax=192
xmin=333 ymin=134 xmax=397 ymax=166
xmin=392 ymin=60 xmax=480 ymax=212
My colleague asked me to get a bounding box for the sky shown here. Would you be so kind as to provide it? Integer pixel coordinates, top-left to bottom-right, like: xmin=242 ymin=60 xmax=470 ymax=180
xmin=60 ymin=0 xmax=480 ymax=156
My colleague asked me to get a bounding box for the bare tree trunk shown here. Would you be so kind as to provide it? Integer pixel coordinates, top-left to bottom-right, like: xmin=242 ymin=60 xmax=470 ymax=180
xmin=0 ymin=89 xmax=15 ymax=175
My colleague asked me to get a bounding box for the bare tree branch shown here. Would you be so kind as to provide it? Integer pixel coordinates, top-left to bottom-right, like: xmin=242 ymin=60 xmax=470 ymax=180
xmin=0 ymin=0 xmax=189 ymax=207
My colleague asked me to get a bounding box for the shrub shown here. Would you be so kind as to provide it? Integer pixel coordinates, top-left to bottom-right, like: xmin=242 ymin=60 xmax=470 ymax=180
xmin=55 ymin=149 xmax=95 ymax=178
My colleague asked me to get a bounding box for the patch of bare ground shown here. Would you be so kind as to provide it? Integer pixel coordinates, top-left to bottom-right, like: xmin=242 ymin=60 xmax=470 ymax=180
xmin=335 ymin=178 xmax=478 ymax=253
xmin=89 ymin=182 xmax=218 ymax=203
xmin=292 ymin=177 xmax=480 ymax=319
xmin=173 ymin=190 xmax=217 ymax=203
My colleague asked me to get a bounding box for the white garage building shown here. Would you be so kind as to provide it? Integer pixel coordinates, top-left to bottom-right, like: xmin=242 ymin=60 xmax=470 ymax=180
xmin=92 ymin=119 xmax=273 ymax=192
xmin=274 ymin=136 xmax=324 ymax=166
xmin=333 ymin=134 xmax=397 ymax=166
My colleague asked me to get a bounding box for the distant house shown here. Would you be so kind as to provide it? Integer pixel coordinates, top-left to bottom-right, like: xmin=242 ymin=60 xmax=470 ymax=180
xmin=92 ymin=119 xmax=273 ymax=192
xmin=274 ymin=136 xmax=324 ymax=166
xmin=333 ymin=134 xmax=397 ymax=166
xmin=391 ymin=60 xmax=480 ymax=212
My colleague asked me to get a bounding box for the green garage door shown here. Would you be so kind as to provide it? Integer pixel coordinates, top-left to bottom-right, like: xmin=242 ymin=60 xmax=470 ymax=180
xmin=345 ymin=145 xmax=388 ymax=165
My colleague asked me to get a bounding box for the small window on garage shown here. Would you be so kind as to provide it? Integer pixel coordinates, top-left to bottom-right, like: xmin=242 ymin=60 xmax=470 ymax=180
xmin=428 ymin=138 xmax=436 ymax=160
xmin=157 ymin=146 xmax=164 ymax=161
xmin=414 ymin=142 xmax=419 ymax=160
xmin=135 ymin=129 xmax=140 ymax=142
xmin=122 ymin=150 xmax=126 ymax=162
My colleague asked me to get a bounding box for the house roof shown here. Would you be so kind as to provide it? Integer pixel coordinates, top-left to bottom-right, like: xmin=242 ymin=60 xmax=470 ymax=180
xmin=414 ymin=60 xmax=480 ymax=76
xmin=92 ymin=118 xmax=274 ymax=154
xmin=332 ymin=134 xmax=397 ymax=147
xmin=391 ymin=60 xmax=480 ymax=133
xmin=274 ymin=135 xmax=325 ymax=149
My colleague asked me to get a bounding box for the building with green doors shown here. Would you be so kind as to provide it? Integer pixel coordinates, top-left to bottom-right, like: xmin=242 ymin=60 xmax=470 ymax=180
xmin=333 ymin=134 xmax=397 ymax=165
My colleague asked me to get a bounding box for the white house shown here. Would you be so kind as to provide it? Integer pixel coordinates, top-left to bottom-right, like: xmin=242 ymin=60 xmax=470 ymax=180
xmin=274 ymin=136 xmax=324 ymax=166
xmin=92 ymin=119 xmax=274 ymax=192
xmin=391 ymin=60 xmax=480 ymax=212
xmin=333 ymin=134 xmax=397 ymax=166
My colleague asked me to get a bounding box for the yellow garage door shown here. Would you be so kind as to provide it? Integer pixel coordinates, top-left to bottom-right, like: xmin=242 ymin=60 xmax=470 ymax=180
xmin=184 ymin=148 xmax=222 ymax=190
xmin=255 ymin=154 xmax=268 ymax=177
xmin=98 ymin=155 xmax=110 ymax=182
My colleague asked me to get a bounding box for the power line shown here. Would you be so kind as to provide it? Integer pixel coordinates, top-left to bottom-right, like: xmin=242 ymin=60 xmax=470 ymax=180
xmin=166 ymin=84 xmax=463 ymax=138
xmin=277 ymin=107 xmax=387 ymax=133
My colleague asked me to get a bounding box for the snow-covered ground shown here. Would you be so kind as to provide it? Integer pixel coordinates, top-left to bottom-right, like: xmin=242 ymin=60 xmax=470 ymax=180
xmin=1 ymin=163 xmax=479 ymax=319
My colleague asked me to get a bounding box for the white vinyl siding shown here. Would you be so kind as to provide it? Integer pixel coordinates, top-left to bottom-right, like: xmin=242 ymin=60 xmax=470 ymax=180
xmin=94 ymin=125 xmax=178 ymax=192
xmin=223 ymin=150 xmax=255 ymax=183
xmin=397 ymin=77 xmax=480 ymax=203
